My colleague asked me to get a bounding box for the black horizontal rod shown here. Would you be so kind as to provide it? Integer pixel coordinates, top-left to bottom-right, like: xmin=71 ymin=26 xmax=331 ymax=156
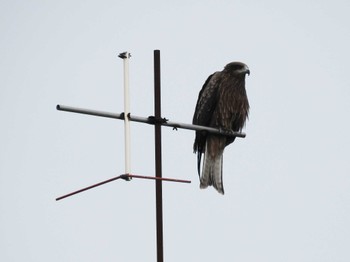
xmin=56 ymin=104 xmax=246 ymax=138
xmin=56 ymin=174 xmax=191 ymax=201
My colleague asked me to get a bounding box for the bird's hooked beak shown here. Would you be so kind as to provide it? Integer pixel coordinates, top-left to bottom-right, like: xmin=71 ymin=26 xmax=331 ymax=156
xmin=243 ymin=65 xmax=250 ymax=76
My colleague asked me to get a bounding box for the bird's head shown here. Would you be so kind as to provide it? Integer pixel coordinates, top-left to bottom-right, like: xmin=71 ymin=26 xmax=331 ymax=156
xmin=224 ymin=62 xmax=250 ymax=76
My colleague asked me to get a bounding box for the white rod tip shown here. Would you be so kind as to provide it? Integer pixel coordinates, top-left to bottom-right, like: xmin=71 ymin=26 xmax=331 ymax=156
xmin=118 ymin=52 xmax=131 ymax=59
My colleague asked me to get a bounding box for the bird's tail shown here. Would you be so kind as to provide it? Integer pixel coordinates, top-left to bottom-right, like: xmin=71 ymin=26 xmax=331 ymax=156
xmin=200 ymin=140 xmax=224 ymax=194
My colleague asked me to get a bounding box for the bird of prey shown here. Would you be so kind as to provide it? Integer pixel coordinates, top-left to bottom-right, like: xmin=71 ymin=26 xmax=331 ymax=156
xmin=192 ymin=62 xmax=250 ymax=194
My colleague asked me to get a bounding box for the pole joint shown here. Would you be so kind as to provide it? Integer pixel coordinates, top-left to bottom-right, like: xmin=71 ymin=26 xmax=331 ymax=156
xmin=147 ymin=116 xmax=168 ymax=125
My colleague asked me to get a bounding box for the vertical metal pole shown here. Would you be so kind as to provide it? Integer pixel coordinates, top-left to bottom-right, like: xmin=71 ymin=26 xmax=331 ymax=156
xmin=119 ymin=52 xmax=131 ymax=175
xmin=154 ymin=50 xmax=164 ymax=262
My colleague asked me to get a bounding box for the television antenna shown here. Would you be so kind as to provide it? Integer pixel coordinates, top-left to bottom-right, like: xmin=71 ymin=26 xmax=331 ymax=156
xmin=56 ymin=50 xmax=246 ymax=262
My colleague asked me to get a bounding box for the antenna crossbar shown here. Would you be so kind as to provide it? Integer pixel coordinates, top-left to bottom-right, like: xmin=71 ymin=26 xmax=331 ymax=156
xmin=56 ymin=174 xmax=191 ymax=201
xmin=56 ymin=104 xmax=246 ymax=138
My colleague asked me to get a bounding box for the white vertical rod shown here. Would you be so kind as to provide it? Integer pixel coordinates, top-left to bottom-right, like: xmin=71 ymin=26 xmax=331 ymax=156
xmin=119 ymin=52 xmax=131 ymax=174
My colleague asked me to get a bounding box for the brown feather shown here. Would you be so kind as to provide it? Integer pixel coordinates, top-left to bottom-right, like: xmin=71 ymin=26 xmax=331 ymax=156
xmin=192 ymin=61 xmax=250 ymax=193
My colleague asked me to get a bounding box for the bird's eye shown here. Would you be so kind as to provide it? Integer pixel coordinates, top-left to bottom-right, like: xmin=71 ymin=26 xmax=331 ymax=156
xmin=233 ymin=65 xmax=243 ymax=71
xmin=230 ymin=64 xmax=243 ymax=70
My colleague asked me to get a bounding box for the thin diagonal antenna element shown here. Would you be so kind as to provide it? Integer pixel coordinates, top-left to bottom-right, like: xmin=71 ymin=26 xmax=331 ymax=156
xmin=56 ymin=174 xmax=191 ymax=201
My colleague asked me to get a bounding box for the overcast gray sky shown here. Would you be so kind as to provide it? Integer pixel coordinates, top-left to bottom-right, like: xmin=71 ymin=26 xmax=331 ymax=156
xmin=1 ymin=0 xmax=350 ymax=261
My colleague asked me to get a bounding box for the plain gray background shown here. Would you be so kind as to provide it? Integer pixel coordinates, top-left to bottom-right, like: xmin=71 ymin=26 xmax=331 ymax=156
xmin=1 ymin=0 xmax=349 ymax=261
